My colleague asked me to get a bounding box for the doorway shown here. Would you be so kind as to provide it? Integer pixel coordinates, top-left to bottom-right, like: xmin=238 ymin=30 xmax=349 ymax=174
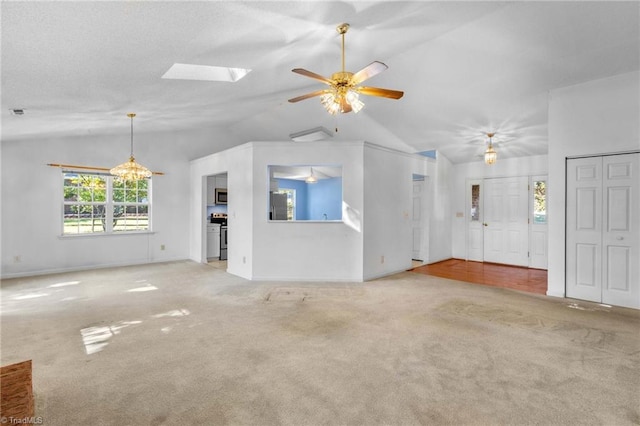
xmin=466 ymin=175 xmax=546 ymax=269
xmin=412 ymin=175 xmax=429 ymax=263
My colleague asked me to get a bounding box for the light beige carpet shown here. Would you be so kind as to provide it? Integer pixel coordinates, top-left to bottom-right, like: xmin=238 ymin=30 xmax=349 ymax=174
xmin=1 ymin=260 xmax=639 ymax=425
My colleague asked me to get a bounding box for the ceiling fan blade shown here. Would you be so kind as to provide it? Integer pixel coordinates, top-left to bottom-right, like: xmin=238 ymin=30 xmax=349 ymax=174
xmin=351 ymin=61 xmax=388 ymax=85
xmin=291 ymin=68 xmax=333 ymax=85
xmin=288 ymin=89 xmax=329 ymax=103
xmin=357 ymin=86 xmax=404 ymax=100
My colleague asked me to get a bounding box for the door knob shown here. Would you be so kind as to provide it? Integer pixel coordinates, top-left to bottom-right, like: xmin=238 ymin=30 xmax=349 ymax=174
xmin=616 ymin=236 xmax=624 ymax=240
xmin=483 ymin=223 xmax=488 ymax=227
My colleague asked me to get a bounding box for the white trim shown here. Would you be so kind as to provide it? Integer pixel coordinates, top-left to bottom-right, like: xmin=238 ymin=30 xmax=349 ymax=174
xmin=1 ymin=257 xmax=188 ymax=280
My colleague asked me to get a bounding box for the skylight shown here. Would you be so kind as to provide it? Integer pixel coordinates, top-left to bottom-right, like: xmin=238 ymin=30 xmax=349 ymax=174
xmin=161 ymin=63 xmax=251 ymax=82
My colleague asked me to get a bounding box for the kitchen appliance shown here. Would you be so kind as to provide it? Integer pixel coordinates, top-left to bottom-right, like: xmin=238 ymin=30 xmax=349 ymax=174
xmin=219 ymin=226 xmax=228 ymax=260
xmin=270 ymin=192 xmax=288 ymax=220
xmin=206 ymin=223 xmax=220 ymax=259
xmin=210 ymin=216 xmax=227 ymax=225
xmin=215 ymin=188 xmax=227 ymax=204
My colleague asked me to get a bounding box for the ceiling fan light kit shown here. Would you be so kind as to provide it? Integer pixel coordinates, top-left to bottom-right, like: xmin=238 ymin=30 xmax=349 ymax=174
xmin=288 ymin=23 xmax=403 ymax=115
xmin=484 ymin=132 xmax=497 ymax=165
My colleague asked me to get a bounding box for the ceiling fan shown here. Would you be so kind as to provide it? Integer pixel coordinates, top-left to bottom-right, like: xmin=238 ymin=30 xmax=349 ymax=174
xmin=288 ymin=23 xmax=404 ymax=114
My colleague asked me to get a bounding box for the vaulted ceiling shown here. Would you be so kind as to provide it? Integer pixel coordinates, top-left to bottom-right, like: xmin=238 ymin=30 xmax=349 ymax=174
xmin=2 ymin=1 xmax=638 ymax=163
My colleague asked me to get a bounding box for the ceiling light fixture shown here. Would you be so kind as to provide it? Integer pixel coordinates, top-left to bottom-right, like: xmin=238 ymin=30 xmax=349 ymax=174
xmin=288 ymin=23 xmax=403 ymax=115
xmin=110 ymin=113 xmax=152 ymax=181
xmin=289 ymin=126 xmax=333 ymax=142
xmin=305 ymin=167 xmax=318 ymax=184
xmin=484 ymin=132 xmax=497 ymax=165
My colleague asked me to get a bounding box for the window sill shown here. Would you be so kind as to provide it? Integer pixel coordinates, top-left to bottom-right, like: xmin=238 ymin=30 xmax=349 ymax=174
xmin=58 ymin=231 xmax=155 ymax=239
xmin=268 ymin=220 xmax=343 ymax=223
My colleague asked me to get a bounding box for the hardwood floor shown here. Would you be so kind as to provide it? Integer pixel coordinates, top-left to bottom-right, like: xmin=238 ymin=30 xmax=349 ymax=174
xmin=410 ymin=258 xmax=548 ymax=295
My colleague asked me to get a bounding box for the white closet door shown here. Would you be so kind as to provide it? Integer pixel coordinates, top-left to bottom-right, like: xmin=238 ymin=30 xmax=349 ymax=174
xmin=566 ymin=157 xmax=603 ymax=303
xmin=566 ymin=153 xmax=639 ymax=309
xmin=602 ymin=154 xmax=639 ymax=308
xmin=483 ymin=177 xmax=529 ymax=266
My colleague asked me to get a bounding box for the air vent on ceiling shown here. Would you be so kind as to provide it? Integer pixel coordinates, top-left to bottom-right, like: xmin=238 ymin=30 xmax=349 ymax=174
xmin=10 ymin=109 xmax=25 ymax=116
xmin=289 ymin=127 xmax=333 ymax=142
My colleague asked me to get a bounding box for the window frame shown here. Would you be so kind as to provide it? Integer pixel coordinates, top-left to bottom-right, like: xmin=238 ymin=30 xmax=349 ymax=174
xmin=61 ymin=171 xmax=152 ymax=236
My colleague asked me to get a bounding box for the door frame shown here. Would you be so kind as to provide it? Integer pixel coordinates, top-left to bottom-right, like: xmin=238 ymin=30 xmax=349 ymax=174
xmin=466 ymin=175 xmax=540 ymax=267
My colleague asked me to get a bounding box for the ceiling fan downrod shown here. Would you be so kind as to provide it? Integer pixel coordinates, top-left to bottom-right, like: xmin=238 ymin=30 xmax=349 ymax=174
xmin=337 ymin=23 xmax=349 ymax=73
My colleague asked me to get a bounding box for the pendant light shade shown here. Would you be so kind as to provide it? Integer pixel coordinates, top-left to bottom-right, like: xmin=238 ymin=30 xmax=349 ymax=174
xmin=305 ymin=167 xmax=318 ymax=184
xmin=484 ymin=132 xmax=497 ymax=165
xmin=110 ymin=113 xmax=152 ymax=181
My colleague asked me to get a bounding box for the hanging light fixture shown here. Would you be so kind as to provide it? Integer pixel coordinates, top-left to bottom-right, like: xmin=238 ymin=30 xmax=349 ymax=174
xmin=305 ymin=167 xmax=318 ymax=184
xmin=110 ymin=113 xmax=152 ymax=181
xmin=484 ymin=132 xmax=497 ymax=165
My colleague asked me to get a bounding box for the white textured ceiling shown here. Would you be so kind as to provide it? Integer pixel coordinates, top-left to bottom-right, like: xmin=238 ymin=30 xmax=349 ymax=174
xmin=2 ymin=1 xmax=638 ymax=163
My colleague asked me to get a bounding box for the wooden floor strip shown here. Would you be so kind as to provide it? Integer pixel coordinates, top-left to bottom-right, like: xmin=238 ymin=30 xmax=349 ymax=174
xmin=410 ymin=259 xmax=548 ymax=295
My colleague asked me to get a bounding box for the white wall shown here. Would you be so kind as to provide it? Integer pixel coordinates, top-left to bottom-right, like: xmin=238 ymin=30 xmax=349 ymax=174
xmin=362 ymin=145 xmax=435 ymax=279
xmin=451 ymin=155 xmax=549 ymax=259
xmin=190 ymin=141 xmax=366 ymax=281
xmin=548 ymin=71 xmax=640 ymax=297
xmin=428 ymin=152 xmax=454 ymax=264
xmin=1 ymin=126 xmax=232 ymax=278
xmin=190 ymin=141 xmax=436 ymax=282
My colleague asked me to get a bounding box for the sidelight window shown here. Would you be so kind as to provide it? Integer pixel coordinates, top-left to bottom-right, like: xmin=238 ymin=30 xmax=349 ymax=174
xmin=533 ymin=180 xmax=546 ymax=224
xmin=470 ymin=184 xmax=480 ymax=221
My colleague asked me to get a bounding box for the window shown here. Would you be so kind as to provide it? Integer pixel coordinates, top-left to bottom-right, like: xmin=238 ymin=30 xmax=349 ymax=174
xmin=470 ymin=184 xmax=480 ymax=221
xmin=273 ymin=188 xmax=295 ymax=220
xmin=268 ymin=165 xmax=343 ymax=221
xmin=63 ymin=172 xmax=150 ymax=235
xmin=533 ymin=180 xmax=546 ymax=224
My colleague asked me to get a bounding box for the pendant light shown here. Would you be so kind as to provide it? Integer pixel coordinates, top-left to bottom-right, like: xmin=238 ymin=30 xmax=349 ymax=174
xmin=110 ymin=113 xmax=152 ymax=181
xmin=305 ymin=167 xmax=318 ymax=184
xmin=484 ymin=132 xmax=497 ymax=165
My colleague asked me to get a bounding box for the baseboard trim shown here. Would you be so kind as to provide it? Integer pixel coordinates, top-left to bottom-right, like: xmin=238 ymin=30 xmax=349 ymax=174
xmin=1 ymin=257 xmax=189 ymax=280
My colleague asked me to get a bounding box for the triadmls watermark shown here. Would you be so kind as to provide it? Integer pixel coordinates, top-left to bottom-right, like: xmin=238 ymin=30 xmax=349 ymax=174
xmin=0 ymin=417 xmax=44 ymax=425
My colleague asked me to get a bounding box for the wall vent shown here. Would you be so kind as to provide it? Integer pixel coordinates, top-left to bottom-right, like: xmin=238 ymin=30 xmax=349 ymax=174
xmin=10 ymin=109 xmax=25 ymax=116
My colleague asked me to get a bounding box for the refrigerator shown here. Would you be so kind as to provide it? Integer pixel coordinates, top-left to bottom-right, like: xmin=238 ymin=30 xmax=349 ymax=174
xmin=270 ymin=192 xmax=288 ymax=220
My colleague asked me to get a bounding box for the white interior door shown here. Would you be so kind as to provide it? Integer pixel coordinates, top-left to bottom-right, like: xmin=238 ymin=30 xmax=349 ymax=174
xmin=412 ymin=179 xmax=424 ymax=260
xmin=412 ymin=177 xmax=429 ymax=262
xmin=566 ymin=157 xmax=602 ymax=303
xmin=467 ymin=180 xmax=483 ymax=261
xmin=483 ymin=177 xmax=529 ymax=266
xmin=566 ymin=153 xmax=639 ymax=309
xmin=602 ymin=154 xmax=639 ymax=308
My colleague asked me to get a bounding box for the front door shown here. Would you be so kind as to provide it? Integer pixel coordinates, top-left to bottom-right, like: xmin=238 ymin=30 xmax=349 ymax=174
xmin=483 ymin=176 xmax=529 ymax=266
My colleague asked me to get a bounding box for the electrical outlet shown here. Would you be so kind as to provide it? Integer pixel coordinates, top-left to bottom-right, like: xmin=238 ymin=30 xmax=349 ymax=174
xmin=242 ymin=256 xmax=246 ymax=264
xmin=160 ymin=244 xmax=165 ymax=251
xmin=380 ymin=255 xmax=385 ymax=264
